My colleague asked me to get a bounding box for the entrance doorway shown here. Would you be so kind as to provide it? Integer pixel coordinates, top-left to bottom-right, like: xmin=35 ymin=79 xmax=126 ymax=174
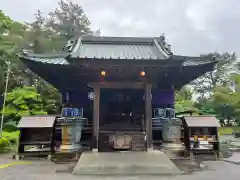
xmin=98 ymin=88 xmax=146 ymax=152
xmin=100 ymin=89 xmax=145 ymax=131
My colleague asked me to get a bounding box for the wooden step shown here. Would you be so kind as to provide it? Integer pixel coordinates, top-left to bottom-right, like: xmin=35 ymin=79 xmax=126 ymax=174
xmin=131 ymin=133 xmax=146 ymax=151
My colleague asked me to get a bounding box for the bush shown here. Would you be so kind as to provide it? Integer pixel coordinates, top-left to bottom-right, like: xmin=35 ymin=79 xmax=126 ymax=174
xmin=0 ymin=138 xmax=10 ymax=153
xmin=3 ymin=121 xmax=17 ymax=132
xmin=0 ymin=131 xmax=19 ymax=153
xmin=2 ymin=131 xmax=19 ymax=144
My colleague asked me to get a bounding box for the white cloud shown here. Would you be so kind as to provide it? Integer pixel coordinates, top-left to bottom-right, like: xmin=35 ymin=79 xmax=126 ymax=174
xmin=1 ymin=0 xmax=240 ymax=56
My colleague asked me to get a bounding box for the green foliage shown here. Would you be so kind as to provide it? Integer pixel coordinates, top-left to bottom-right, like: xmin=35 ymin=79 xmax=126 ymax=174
xmin=219 ymin=127 xmax=240 ymax=135
xmin=192 ymin=52 xmax=237 ymax=97
xmin=25 ymin=0 xmax=94 ymax=53
xmin=175 ymin=100 xmax=198 ymax=113
xmin=3 ymin=121 xmax=17 ymax=132
xmin=190 ymin=52 xmax=240 ymax=125
xmin=195 ymin=98 xmax=216 ymax=115
xmin=175 ymin=86 xmax=193 ymax=101
xmin=175 ymin=87 xmax=198 ymax=113
xmin=2 ymin=131 xmax=19 ymax=144
xmin=195 ymin=74 xmax=240 ymax=125
xmin=0 ymin=137 xmax=9 ymax=152
xmin=0 ymin=131 xmax=19 ymax=153
xmin=0 ymin=10 xmax=27 ymax=95
xmin=47 ymin=0 xmax=92 ymax=38
xmin=0 ymin=10 xmax=12 ymax=33
xmin=2 ymin=86 xmax=47 ymax=123
xmin=0 ymin=1 xmax=94 ymax=113
xmin=36 ymin=80 xmax=61 ymax=114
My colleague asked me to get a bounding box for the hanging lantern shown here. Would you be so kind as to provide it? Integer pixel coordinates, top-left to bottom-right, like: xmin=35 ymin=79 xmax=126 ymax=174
xmin=101 ymin=71 xmax=106 ymax=76
xmin=140 ymin=71 xmax=145 ymax=76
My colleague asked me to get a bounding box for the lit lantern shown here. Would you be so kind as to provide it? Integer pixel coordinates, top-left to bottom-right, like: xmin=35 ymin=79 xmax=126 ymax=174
xmin=101 ymin=71 xmax=106 ymax=76
xmin=140 ymin=71 xmax=145 ymax=76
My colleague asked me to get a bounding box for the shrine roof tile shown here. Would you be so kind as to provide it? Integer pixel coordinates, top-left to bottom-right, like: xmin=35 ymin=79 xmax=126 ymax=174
xmin=70 ymin=36 xmax=173 ymax=60
xmin=18 ymin=51 xmax=69 ymax=65
xmin=17 ymin=115 xmax=57 ymax=128
xmin=184 ymin=116 xmax=220 ymax=127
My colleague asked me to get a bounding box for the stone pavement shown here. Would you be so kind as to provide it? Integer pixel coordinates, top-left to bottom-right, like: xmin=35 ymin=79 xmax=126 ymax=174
xmin=223 ymin=152 xmax=240 ymax=164
xmin=73 ymin=151 xmax=181 ymax=175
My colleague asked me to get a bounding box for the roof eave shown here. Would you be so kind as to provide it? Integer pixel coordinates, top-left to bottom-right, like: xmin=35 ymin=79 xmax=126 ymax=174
xmin=18 ymin=55 xmax=70 ymax=65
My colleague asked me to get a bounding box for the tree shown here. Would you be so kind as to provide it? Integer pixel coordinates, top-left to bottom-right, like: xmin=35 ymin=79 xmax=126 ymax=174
xmin=0 ymin=11 xmax=14 ymax=94
xmin=175 ymin=86 xmax=193 ymax=101
xmin=36 ymin=80 xmax=61 ymax=114
xmin=18 ymin=0 xmax=96 ymax=106
xmin=194 ymin=97 xmax=216 ymax=116
xmin=0 ymin=11 xmax=27 ymax=94
xmin=194 ymin=74 xmax=240 ymax=126
xmin=211 ymin=86 xmax=235 ymax=122
xmin=47 ymin=0 xmax=92 ymax=39
xmin=192 ymin=52 xmax=237 ymax=98
xmin=175 ymin=86 xmax=198 ymax=113
xmin=0 ymin=2 xmax=97 ymax=116
xmin=25 ymin=0 xmax=95 ymax=53
xmin=229 ymin=73 xmax=240 ymax=124
xmin=1 ymin=86 xmax=47 ymax=123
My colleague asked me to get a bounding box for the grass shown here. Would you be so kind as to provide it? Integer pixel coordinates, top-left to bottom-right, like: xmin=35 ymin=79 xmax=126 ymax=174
xmin=219 ymin=126 xmax=240 ymax=135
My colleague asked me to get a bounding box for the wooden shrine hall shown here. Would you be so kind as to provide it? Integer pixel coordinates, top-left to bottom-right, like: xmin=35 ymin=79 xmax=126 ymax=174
xmin=18 ymin=35 xmax=217 ymax=152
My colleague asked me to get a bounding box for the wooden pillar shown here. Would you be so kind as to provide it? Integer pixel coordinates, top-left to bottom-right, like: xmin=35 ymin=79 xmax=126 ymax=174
xmin=145 ymin=84 xmax=152 ymax=150
xmin=92 ymin=83 xmax=100 ymax=151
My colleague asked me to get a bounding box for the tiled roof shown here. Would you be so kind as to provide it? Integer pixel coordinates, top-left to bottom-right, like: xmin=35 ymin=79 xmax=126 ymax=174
xmin=70 ymin=36 xmax=173 ymax=60
xmin=18 ymin=51 xmax=69 ymax=65
xmin=18 ymin=36 xmax=217 ymax=67
xmin=25 ymin=56 xmax=69 ymax=65
xmin=184 ymin=116 xmax=220 ymax=127
xmin=172 ymin=55 xmax=216 ymax=66
xmin=73 ymin=43 xmax=163 ymax=60
xmin=17 ymin=115 xmax=57 ymax=128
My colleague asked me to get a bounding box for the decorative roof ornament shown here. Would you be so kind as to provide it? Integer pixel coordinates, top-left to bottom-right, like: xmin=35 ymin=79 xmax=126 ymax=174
xmin=19 ymin=48 xmax=31 ymax=56
xmin=159 ymin=34 xmax=173 ymax=56
xmin=63 ymin=38 xmax=77 ymax=52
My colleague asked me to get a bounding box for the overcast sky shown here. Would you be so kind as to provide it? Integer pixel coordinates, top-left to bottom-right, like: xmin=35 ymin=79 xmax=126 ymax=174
xmin=1 ymin=0 xmax=240 ymax=56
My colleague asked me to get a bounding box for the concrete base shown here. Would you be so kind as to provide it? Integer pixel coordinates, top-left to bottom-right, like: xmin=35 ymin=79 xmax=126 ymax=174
xmin=147 ymin=147 xmax=154 ymax=152
xmin=92 ymin=148 xmax=98 ymax=152
xmin=47 ymin=155 xmax=52 ymax=160
xmin=72 ymin=151 xmax=181 ymax=176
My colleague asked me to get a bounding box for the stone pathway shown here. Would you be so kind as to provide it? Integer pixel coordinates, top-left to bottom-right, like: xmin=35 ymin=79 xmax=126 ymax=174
xmin=73 ymin=151 xmax=181 ymax=175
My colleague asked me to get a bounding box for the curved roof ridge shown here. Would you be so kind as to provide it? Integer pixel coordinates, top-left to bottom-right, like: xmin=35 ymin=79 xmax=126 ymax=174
xmin=80 ymin=35 xmax=161 ymax=44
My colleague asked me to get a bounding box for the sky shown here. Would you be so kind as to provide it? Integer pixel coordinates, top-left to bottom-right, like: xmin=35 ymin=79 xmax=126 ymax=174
xmin=1 ymin=0 xmax=240 ymax=56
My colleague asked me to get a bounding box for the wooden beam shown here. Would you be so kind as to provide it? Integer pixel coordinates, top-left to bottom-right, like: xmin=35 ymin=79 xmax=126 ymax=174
xmin=88 ymin=82 xmax=145 ymax=89
xmin=92 ymin=84 xmax=100 ymax=151
xmin=145 ymin=84 xmax=153 ymax=149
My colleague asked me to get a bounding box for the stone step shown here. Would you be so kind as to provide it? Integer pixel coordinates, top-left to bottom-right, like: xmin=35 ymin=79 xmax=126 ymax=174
xmin=73 ymin=152 xmax=181 ymax=175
